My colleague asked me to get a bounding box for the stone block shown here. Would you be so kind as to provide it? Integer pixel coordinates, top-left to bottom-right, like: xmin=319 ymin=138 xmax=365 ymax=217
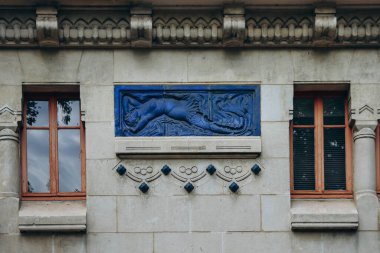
xmin=18 ymin=50 xmax=82 ymax=82
xmin=0 ymin=234 xmax=19 ymax=253
xmin=355 ymin=194 xmax=379 ymax=230
xmin=19 ymin=234 xmax=53 ymax=253
xmin=261 ymin=85 xmax=293 ymax=121
xmin=291 ymin=50 xmax=352 ymax=82
xmin=86 ymin=159 xmax=139 ymax=196
xmin=187 ymin=50 xmax=261 ymax=82
xmin=191 ymin=195 xmax=260 ymax=232
xmin=87 ymin=196 xmax=117 ymax=232
xmin=78 ymin=50 xmax=114 ymax=85
xmin=261 ymin=122 xmax=290 ymax=158
xmin=223 ymin=232 xmax=291 ymax=253
xmin=87 ymin=233 xmax=153 ymax=253
xmin=114 ymin=50 xmax=188 ymax=82
xmin=80 ymin=85 xmax=114 ymax=122
xmin=239 ymin=158 xmax=290 ymax=195
xmin=321 ymin=232 xmax=357 ymax=253
xmin=0 ymin=85 xmax=22 ymax=111
xmin=259 ymin=50 xmax=294 ymax=84
xmin=357 ymin=231 xmax=380 ymax=253
xmin=291 ymin=232 xmax=323 ymax=253
xmin=350 ymin=84 xmax=380 ymax=122
xmin=86 ymin=122 xmax=116 ymax=160
xmin=154 ymin=232 xmax=222 ymax=253
xmin=0 ymin=51 xmax=22 ymax=85
xmin=261 ymin=195 xmax=291 ymax=231
xmin=346 ymin=50 xmax=380 ymax=84
xmin=54 ymin=234 xmax=86 ymax=253
xmin=0 ymin=197 xmax=19 ymax=234
xmin=117 ymin=196 xmax=190 ymax=232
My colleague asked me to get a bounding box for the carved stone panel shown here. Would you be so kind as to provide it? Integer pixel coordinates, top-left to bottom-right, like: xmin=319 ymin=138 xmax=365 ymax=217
xmin=223 ymin=6 xmax=245 ymax=46
xmin=115 ymin=85 xmax=260 ymax=137
xmin=314 ymin=7 xmax=337 ymax=46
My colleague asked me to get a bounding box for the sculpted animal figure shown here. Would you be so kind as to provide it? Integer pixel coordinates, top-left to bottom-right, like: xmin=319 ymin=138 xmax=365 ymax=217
xmin=123 ymin=94 xmax=247 ymax=135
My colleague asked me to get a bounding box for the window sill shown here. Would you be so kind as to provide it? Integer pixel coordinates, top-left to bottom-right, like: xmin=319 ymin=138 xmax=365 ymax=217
xmin=115 ymin=136 xmax=261 ymax=158
xmin=291 ymin=199 xmax=358 ymax=230
xmin=18 ymin=200 xmax=86 ymax=232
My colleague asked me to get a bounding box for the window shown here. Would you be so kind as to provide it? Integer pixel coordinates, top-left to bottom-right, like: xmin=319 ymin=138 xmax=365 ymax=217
xmin=290 ymin=92 xmax=352 ymax=198
xmin=21 ymin=93 xmax=85 ymax=200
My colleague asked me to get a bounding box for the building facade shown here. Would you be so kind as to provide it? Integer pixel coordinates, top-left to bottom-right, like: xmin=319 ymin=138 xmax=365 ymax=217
xmin=1 ymin=1 xmax=380 ymax=252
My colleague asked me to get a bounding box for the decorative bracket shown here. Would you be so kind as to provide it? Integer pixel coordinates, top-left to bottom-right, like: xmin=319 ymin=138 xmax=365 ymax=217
xmin=223 ymin=6 xmax=245 ymax=47
xmin=314 ymin=7 xmax=337 ymax=46
xmin=36 ymin=7 xmax=59 ymax=47
xmin=130 ymin=7 xmax=152 ymax=47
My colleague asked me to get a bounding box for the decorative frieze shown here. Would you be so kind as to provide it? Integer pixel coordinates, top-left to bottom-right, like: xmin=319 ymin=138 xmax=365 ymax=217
xmin=113 ymin=161 xmax=264 ymax=194
xmin=153 ymin=16 xmax=222 ymax=46
xmin=1 ymin=6 xmax=380 ymax=48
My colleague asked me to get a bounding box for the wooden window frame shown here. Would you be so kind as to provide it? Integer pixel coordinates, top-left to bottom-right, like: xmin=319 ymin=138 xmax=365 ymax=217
xmin=21 ymin=92 xmax=86 ymax=201
xmin=376 ymin=123 xmax=380 ymax=197
xmin=290 ymin=91 xmax=353 ymax=199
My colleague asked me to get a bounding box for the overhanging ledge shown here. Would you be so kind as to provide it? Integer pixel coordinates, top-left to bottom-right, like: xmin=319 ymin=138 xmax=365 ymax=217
xmin=115 ymin=136 xmax=261 ymax=159
xmin=291 ymin=199 xmax=359 ymax=230
xmin=18 ymin=200 xmax=86 ymax=233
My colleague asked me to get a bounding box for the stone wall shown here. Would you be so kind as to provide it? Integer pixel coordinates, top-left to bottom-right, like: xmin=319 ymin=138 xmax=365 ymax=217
xmin=0 ymin=48 xmax=380 ymax=252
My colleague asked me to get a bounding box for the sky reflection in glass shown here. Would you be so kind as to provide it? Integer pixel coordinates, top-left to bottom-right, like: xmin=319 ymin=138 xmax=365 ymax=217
xmin=27 ymin=130 xmax=50 ymax=192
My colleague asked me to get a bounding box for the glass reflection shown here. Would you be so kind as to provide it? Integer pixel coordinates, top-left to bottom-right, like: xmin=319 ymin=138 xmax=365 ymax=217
xmin=57 ymin=100 xmax=80 ymax=126
xmin=323 ymin=98 xmax=345 ymax=125
xmin=27 ymin=130 xmax=50 ymax=192
xmin=58 ymin=129 xmax=81 ymax=192
xmin=26 ymin=100 xmax=49 ymax=127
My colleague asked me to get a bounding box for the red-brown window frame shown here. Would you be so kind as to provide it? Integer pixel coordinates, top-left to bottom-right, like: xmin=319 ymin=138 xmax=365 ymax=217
xmin=290 ymin=92 xmax=353 ymax=199
xmin=376 ymin=123 xmax=380 ymax=197
xmin=21 ymin=93 xmax=86 ymax=200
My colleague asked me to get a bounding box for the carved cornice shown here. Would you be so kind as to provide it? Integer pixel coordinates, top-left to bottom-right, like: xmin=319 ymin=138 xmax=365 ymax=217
xmin=1 ymin=6 xmax=380 ymax=48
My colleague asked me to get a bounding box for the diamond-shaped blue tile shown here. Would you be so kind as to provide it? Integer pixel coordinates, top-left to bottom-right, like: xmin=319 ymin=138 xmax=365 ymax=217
xmin=229 ymin=182 xmax=239 ymax=193
xmin=206 ymin=164 xmax=216 ymax=175
xmin=161 ymin=165 xmax=171 ymax=175
xmin=116 ymin=164 xmax=127 ymax=175
xmin=184 ymin=182 xmax=194 ymax=193
xmin=251 ymin=164 xmax=261 ymax=175
xmin=139 ymin=182 xmax=149 ymax=193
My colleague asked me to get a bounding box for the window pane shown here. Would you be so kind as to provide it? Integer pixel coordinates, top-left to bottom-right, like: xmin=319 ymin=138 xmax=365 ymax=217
xmin=293 ymin=128 xmax=315 ymax=190
xmin=293 ymin=98 xmax=314 ymax=125
xmin=323 ymin=97 xmax=345 ymax=125
xmin=57 ymin=100 xmax=80 ymax=126
xmin=26 ymin=100 xmax=49 ymax=127
xmin=58 ymin=129 xmax=81 ymax=192
xmin=324 ymin=128 xmax=346 ymax=190
xmin=27 ymin=130 xmax=50 ymax=192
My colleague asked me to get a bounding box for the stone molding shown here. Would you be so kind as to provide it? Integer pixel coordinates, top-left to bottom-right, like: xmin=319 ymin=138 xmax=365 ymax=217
xmin=0 ymin=6 xmax=380 ymax=47
xmin=353 ymin=127 xmax=376 ymax=141
xmin=0 ymin=105 xmax=22 ymax=132
xmin=0 ymin=128 xmax=19 ymax=142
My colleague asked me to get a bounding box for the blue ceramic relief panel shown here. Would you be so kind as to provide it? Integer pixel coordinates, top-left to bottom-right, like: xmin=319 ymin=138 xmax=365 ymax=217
xmin=114 ymin=85 xmax=260 ymax=136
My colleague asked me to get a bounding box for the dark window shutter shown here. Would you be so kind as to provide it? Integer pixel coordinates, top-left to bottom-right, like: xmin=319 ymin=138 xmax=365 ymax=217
xmin=324 ymin=128 xmax=346 ymax=190
xmin=293 ymin=128 xmax=315 ymax=190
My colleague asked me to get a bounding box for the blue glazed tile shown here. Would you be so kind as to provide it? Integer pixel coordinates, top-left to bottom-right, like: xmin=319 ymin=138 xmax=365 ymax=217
xmin=114 ymin=85 xmax=260 ymax=137
xmin=139 ymin=182 xmax=149 ymax=193
xmin=161 ymin=165 xmax=171 ymax=175
xmin=206 ymin=164 xmax=217 ymax=175
xmin=251 ymin=164 xmax=261 ymax=175
xmin=116 ymin=164 xmax=126 ymax=175
xmin=229 ymin=182 xmax=239 ymax=193
xmin=184 ymin=182 xmax=194 ymax=193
